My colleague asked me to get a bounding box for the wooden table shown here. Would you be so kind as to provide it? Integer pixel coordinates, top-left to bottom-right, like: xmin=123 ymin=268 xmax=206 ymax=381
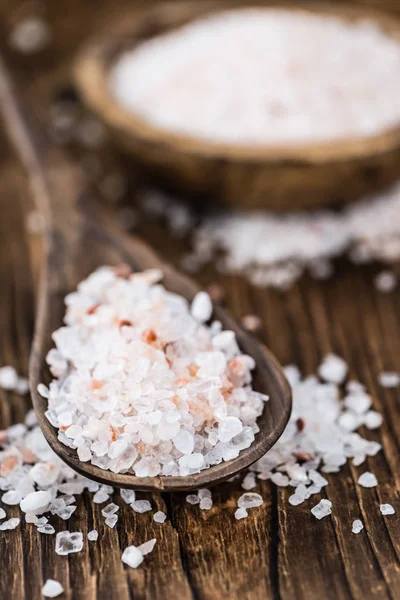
xmin=0 ymin=1 xmax=399 ymax=598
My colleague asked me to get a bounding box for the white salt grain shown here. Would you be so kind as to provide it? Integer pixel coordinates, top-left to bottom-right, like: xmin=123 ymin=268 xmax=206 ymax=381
xmin=0 ymin=366 xmax=19 ymax=391
xmin=237 ymin=493 xmax=263 ymax=509
xmin=153 ymin=511 xmax=167 ymax=523
xmin=352 ymin=519 xmax=364 ymax=534
xmin=378 ymin=372 xmax=400 ymax=388
xmin=20 ymin=491 xmax=52 ymax=515
xmin=37 ymin=524 xmax=56 ymax=535
xmin=380 ymin=504 xmax=395 ymax=516
xmin=318 ymin=355 xmax=348 ymax=385
xmin=101 ymin=503 xmax=119 ymax=517
xmin=42 ymin=579 xmax=64 ymax=598
xmin=358 ymin=472 xmax=378 ymax=488
xmin=199 ymin=498 xmax=213 ymax=510
xmin=186 ymin=495 xmax=199 ymax=505
xmin=0 ymin=508 xmax=6 ymax=519
xmin=105 ymin=514 xmax=118 ymax=528
xmin=374 ymin=271 xmax=398 ymax=293
xmin=131 ymin=500 xmax=152 ymax=513
xmin=9 ymin=18 xmax=50 ymax=54
xmin=2 ymin=490 xmax=22 ymax=505
xmin=234 ymin=507 xmax=248 ymax=520
xmin=88 ymin=530 xmax=99 ymax=541
xmin=311 ymin=499 xmax=332 ymax=520
xmin=190 ymin=291 xmax=212 ymax=322
xmin=121 ymin=546 xmax=143 ymax=568
xmin=138 ymin=538 xmax=156 ymax=556
xmin=0 ymin=518 xmax=20 ymax=531
xmin=120 ymin=489 xmax=136 ymax=504
xmin=55 ymin=531 xmax=84 ymax=555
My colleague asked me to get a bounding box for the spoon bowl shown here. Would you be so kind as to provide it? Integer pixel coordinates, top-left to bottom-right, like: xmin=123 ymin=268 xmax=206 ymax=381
xmin=0 ymin=57 xmax=291 ymax=492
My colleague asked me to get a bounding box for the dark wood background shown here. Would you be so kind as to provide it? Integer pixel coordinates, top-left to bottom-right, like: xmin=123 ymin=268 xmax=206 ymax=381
xmin=0 ymin=1 xmax=399 ymax=598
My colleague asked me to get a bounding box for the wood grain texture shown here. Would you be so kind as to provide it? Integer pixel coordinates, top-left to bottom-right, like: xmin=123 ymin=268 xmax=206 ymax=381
xmin=0 ymin=0 xmax=399 ymax=598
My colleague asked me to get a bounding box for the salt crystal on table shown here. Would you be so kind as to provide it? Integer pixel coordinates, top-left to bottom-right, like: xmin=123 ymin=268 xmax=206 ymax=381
xmin=237 ymin=493 xmax=263 ymax=509
xmin=352 ymin=519 xmax=364 ymax=534
xmin=9 ymin=18 xmax=50 ymax=54
xmin=55 ymin=531 xmax=84 ymax=555
xmin=93 ymin=490 xmax=110 ymax=504
xmin=0 ymin=366 xmax=18 ymax=390
xmin=235 ymin=507 xmax=248 ymax=520
xmin=378 ymin=372 xmax=400 ymax=388
xmin=374 ymin=271 xmax=397 ymax=293
xmin=56 ymin=506 xmax=77 ymax=520
xmin=131 ymin=500 xmax=152 ymax=513
xmin=198 ymin=489 xmax=212 ymax=500
xmin=101 ymin=503 xmax=119 ymax=517
xmin=2 ymin=490 xmax=22 ymax=505
xmin=120 ymin=489 xmax=136 ymax=504
xmin=121 ymin=546 xmax=143 ymax=568
xmin=37 ymin=383 xmax=49 ymax=398
xmin=38 ymin=524 xmax=56 ymax=535
xmin=218 ymin=417 xmax=243 ymax=443
xmin=358 ymin=472 xmax=378 ymax=488
xmin=311 ymin=499 xmax=332 ymax=520
xmin=42 ymin=579 xmax=64 ymax=598
xmin=186 ymin=494 xmax=199 ymax=505
xmin=199 ymin=498 xmax=213 ymax=510
xmin=318 ymin=355 xmax=348 ymax=384
xmin=25 ymin=513 xmax=38 ymax=524
xmin=364 ymin=411 xmax=383 ymax=430
xmin=153 ymin=511 xmax=167 ymax=523
xmin=138 ymin=538 xmax=156 ymax=556
xmin=270 ymin=473 xmax=290 ymax=487
xmin=35 ymin=517 xmax=48 ymax=527
xmin=380 ymin=504 xmax=395 ymax=515
xmin=20 ymin=490 xmax=52 ymax=515
xmin=88 ymin=530 xmax=99 ymax=541
xmin=191 ymin=292 xmax=212 ymax=322
xmin=241 ymin=472 xmax=256 ymax=490
xmin=0 ymin=508 xmax=5 ymax=519
xmin=344 ymin=392 xmax=372 ymax=415
xmin=0 ymin=518 xmax=20 ymax=530
xmin=105 ymin=514 xmax=118 ymax=528
xmin=289 ymin=493 xmax=306 ymax=506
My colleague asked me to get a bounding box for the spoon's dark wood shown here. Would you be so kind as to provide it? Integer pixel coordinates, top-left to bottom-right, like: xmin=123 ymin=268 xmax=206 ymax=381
xmin=0 ymin=56 xmax=291 ymax=492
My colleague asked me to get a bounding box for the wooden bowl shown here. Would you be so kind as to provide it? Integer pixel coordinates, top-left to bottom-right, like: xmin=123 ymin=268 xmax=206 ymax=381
xmin=74 ymin=1 xmax=400 ymax=211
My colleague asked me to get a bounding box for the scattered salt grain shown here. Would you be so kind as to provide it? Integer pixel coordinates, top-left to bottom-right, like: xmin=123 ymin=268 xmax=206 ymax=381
xmin=93 ymin=490 xmax=110 ymax=504
xmin=241 ymin=315 xmax=262 ymax=333
xmin=318 ymin=354 xmax=348 ymax=385
xmin=131 ymin=500 xmax=152 ymax=513
xmin=2 ymin=490 xmax=22 ymax=505
xmin=121 ymin=546 xmax=143 ymax=569
xmin=101 ymin=503 xmax=119 ymax=518
xmin=378 ymin=372 xmax=400 ymax=388
xmin=311 ymin=499 xmax=332 ymax=520
xmin=88 ymin=530 xmax=99 ymax=541
xmin=120 ymin=489 xmax=136 ymax=504
xmin=153 ymin=511 xmax=167 ymax=523
xmin=20 ymin=491 xmax=52 ymax=515
xmin=186 ymin=495 xmax=199 ymax=505
xmin=364 ymin=411 xmax=383 ymax=430
xmin=234 ymin=507 xmax=248 ymax=520
xmin=0 ymin=509 xmax=5 ymax=519
xmin=380 ymin=504 xmax=395 ymax=516
xmin=199 ymin=497 xmax=213 ymax=510
xmin=0 ymin=518 xmax=20 ymax=531
xmin=0 ymin=366 xmax=19 ymax=391
xmin=105 ymin=514 xmax=118 ymax=528
xmin=237 ymin=493 xmax=263 ymax=510
xmin=9 ymin=18 xmax=50 ymax=54
xmin=42 ymin=579 xmax=64 ymax=598
xmin=55 ymin=531 xmax=84 ymax=555
xmin=358 ymin=472 xmax=378 ymax=488
xmin=241 ymin=472 xmax=257 ymax=491
xmin=26 ymin=210 xmax=46 ymax=235
xmin=352 ymin=519 xmax=364 ymax=534
xmin=37 ymin=524 xmax=56 ymax=535
xmin=190 ymin=291 xmax=213 ymax=322
xmin=374 ymin=271 xmax=398 ymax=293
xmin=138 ymin=538 xmax=156 ymax=556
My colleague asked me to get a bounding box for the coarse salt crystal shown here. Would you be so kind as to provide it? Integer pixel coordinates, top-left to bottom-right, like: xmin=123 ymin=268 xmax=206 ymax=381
xmin=378 ymin=372 xmax=400 ymax=388
xmin=153 ymin=511 xmax=167 ymax=523
xmin=0 ymin=509 xmax=6 ymax=519
xmin=20 ymin=490 xmax=52 ymax=515
xmin=199 ymin=497 xmax=213 ymax=510
xmin=352 ymin=519 xmax=364 ymax=534
xmin=234 ymin=507 xmax=248 ymax=520
xmin=0 ymin=518 xmax=20 ymax=531
xmin=318 ymin=354 xmax=348 ymax=385
xmin=237 ymin=493 xmax=263 ymax=509
xmin=120 ymin=489 xmax=136 ymax=504
xmin=0 ymin=366 xmax=19 ymax=390
xmin=121 ymin=546 xmax=143 ymax=568
xmin=374 ymin=271 xmax=397 ymax=293
xmin=101 ymin=503 xmax=119 ymax=517
xmin=358 ymin=472 xmax=378 ymax=488
xmin=186 ymin=494 xmax=199 ymax=505
xmin=2 ymin=490 xmax=22 ymax=505
xmin=311 ymin=499 xmax=332 ymax=520
xmin=42 ymin=579 xmax=64 ymax=598
xmin=191 ymin=292 xmax=212 ymax=322
xmin=131 ymin=500 xmax=152 ymax=513
xmin=380 ymin=504 xmax=395 ymax=515
xmin=55 ymin=531 xmax=84 ymax=555
xmin=138 ymin=538 xmax=156 ymax=555
xmin=38 ymin=524 xmax=56 ymax=535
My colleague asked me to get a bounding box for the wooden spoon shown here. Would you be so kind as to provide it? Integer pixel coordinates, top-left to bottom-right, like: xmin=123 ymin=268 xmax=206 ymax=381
xmin=0 ymin=57 xmax=291 ymax=492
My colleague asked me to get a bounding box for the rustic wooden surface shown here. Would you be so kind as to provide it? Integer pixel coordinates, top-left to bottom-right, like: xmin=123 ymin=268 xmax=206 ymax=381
xmin=0 ymin=1 xmax=399 ymax=599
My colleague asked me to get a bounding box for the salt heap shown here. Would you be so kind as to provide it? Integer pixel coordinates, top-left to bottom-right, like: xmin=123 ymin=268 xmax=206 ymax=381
xmin=110 ymin=8 xmax=400 ymax=146
xmin=40 ymin=266 xmax=268 ymax=476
